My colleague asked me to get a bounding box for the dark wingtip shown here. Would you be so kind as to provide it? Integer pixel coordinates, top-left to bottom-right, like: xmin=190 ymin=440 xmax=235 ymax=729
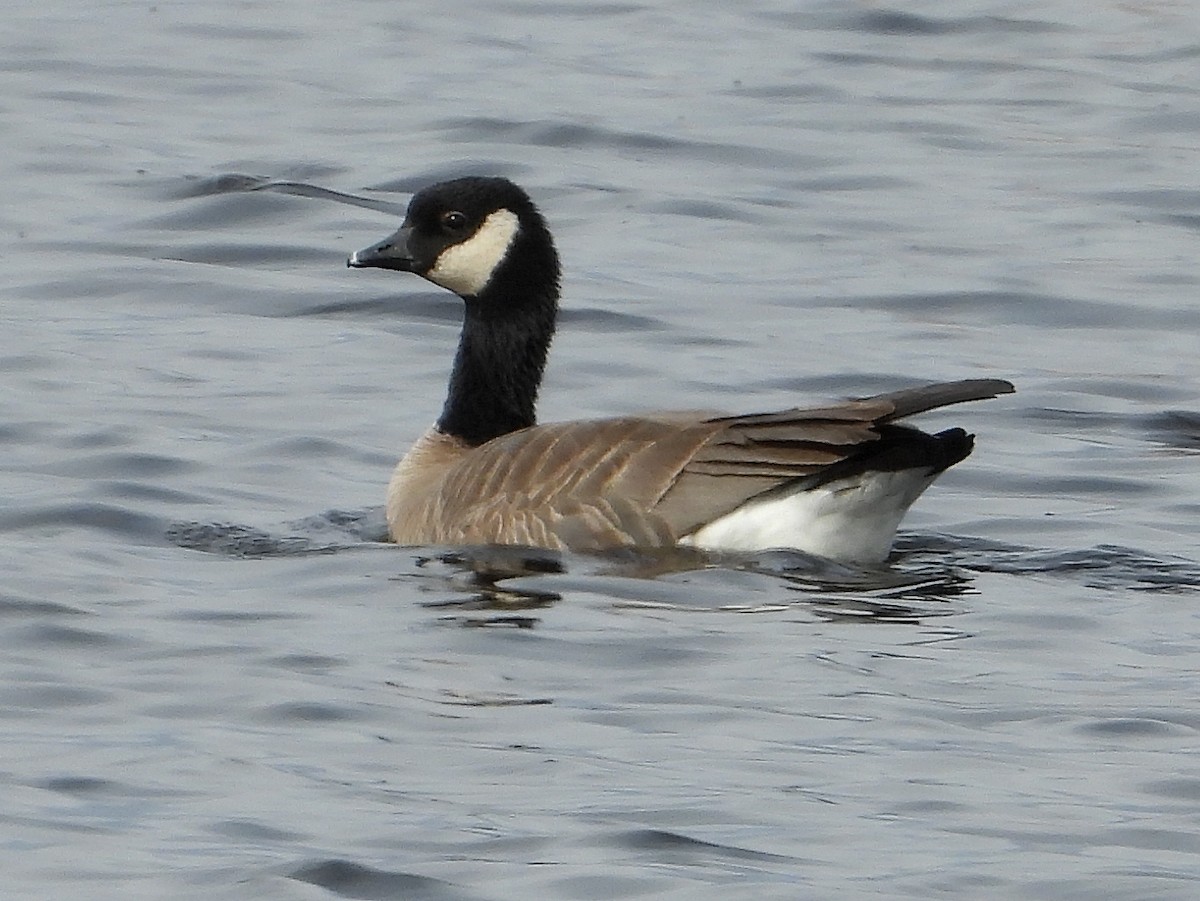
xmin=870 ymin=378 xmax=1016 ymax=421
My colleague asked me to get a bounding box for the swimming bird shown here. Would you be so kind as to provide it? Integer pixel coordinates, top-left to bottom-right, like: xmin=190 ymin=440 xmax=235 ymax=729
xmin=347 ymin=176 xmax=1012 ymax=563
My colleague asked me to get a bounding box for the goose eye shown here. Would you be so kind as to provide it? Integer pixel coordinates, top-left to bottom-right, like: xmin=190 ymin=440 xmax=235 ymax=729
xmin=441 ymin=211 xmax=467 ymax=231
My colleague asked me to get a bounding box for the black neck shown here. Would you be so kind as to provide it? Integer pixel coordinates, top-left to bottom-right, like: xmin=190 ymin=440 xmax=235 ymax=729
xmin=437 ymin=281 xmax=558 ymax=447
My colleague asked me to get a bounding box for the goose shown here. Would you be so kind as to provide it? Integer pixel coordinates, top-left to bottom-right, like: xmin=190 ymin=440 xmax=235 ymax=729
xmin=347 ymin=176 xmax=1013 ymax=563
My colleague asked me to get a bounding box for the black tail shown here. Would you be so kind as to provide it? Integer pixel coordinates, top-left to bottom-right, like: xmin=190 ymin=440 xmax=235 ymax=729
xmin=798 ymin=424 xmax=974 ymax=490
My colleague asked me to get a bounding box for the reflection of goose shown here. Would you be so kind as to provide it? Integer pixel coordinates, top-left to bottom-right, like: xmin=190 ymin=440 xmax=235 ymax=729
xmin=348 ymin=177 xmax=1012 ymax=563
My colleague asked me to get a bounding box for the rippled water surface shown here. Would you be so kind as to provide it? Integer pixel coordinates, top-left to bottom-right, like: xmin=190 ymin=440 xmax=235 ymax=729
xmin=5 ymin=1 xmax=1200 ymax=898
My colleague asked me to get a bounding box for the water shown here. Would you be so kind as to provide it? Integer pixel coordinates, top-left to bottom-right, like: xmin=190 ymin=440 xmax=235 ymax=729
xmin=4 ymin=0 xmax=1200 ymax=898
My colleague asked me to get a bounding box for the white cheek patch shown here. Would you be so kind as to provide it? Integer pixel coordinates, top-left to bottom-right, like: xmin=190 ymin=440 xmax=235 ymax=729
xmin=425 ymin=209 xmax=520 ymax=296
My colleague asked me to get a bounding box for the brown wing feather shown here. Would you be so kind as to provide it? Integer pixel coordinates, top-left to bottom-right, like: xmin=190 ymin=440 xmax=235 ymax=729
xmin=866 ymin=378 xmax=1014 ymax=420
xmin=652 ymin=379 xmax=1014 ymax=536
xmin=412 ymin=417 xmax=721 ymax=548
xmin=390 ymin=379 xmax=1014 ymax=550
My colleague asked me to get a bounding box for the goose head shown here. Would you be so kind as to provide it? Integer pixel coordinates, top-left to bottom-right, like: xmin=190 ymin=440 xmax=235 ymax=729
xmin=347 ymin=176 xmax=562 ymax=447
xmin=347 ymin=176 xmax=560 ymax=303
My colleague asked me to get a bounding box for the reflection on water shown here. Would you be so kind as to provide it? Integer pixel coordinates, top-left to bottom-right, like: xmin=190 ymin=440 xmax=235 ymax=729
xmin=168 ymin=517 xmax=1200 ymax=632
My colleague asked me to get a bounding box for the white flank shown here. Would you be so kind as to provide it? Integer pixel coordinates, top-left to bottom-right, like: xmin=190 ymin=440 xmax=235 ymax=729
xmin=426 ymin=208 xmax=520 ymax=296
xmin=680 ymin=469 xmax=941 ymax=564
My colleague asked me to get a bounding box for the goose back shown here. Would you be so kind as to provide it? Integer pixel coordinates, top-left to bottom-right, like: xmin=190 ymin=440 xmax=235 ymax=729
xmin=386 ymin=378 xmax=1012 ymax=554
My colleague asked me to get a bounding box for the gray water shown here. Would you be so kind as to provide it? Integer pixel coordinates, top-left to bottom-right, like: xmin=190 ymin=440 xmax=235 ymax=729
xmin=4 ymin=1 xmax=1200 ymax=898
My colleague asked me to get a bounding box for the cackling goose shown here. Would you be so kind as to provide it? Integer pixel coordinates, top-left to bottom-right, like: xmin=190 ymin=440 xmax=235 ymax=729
xmin=347 ymin=176 xmax=1013 ymax=563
